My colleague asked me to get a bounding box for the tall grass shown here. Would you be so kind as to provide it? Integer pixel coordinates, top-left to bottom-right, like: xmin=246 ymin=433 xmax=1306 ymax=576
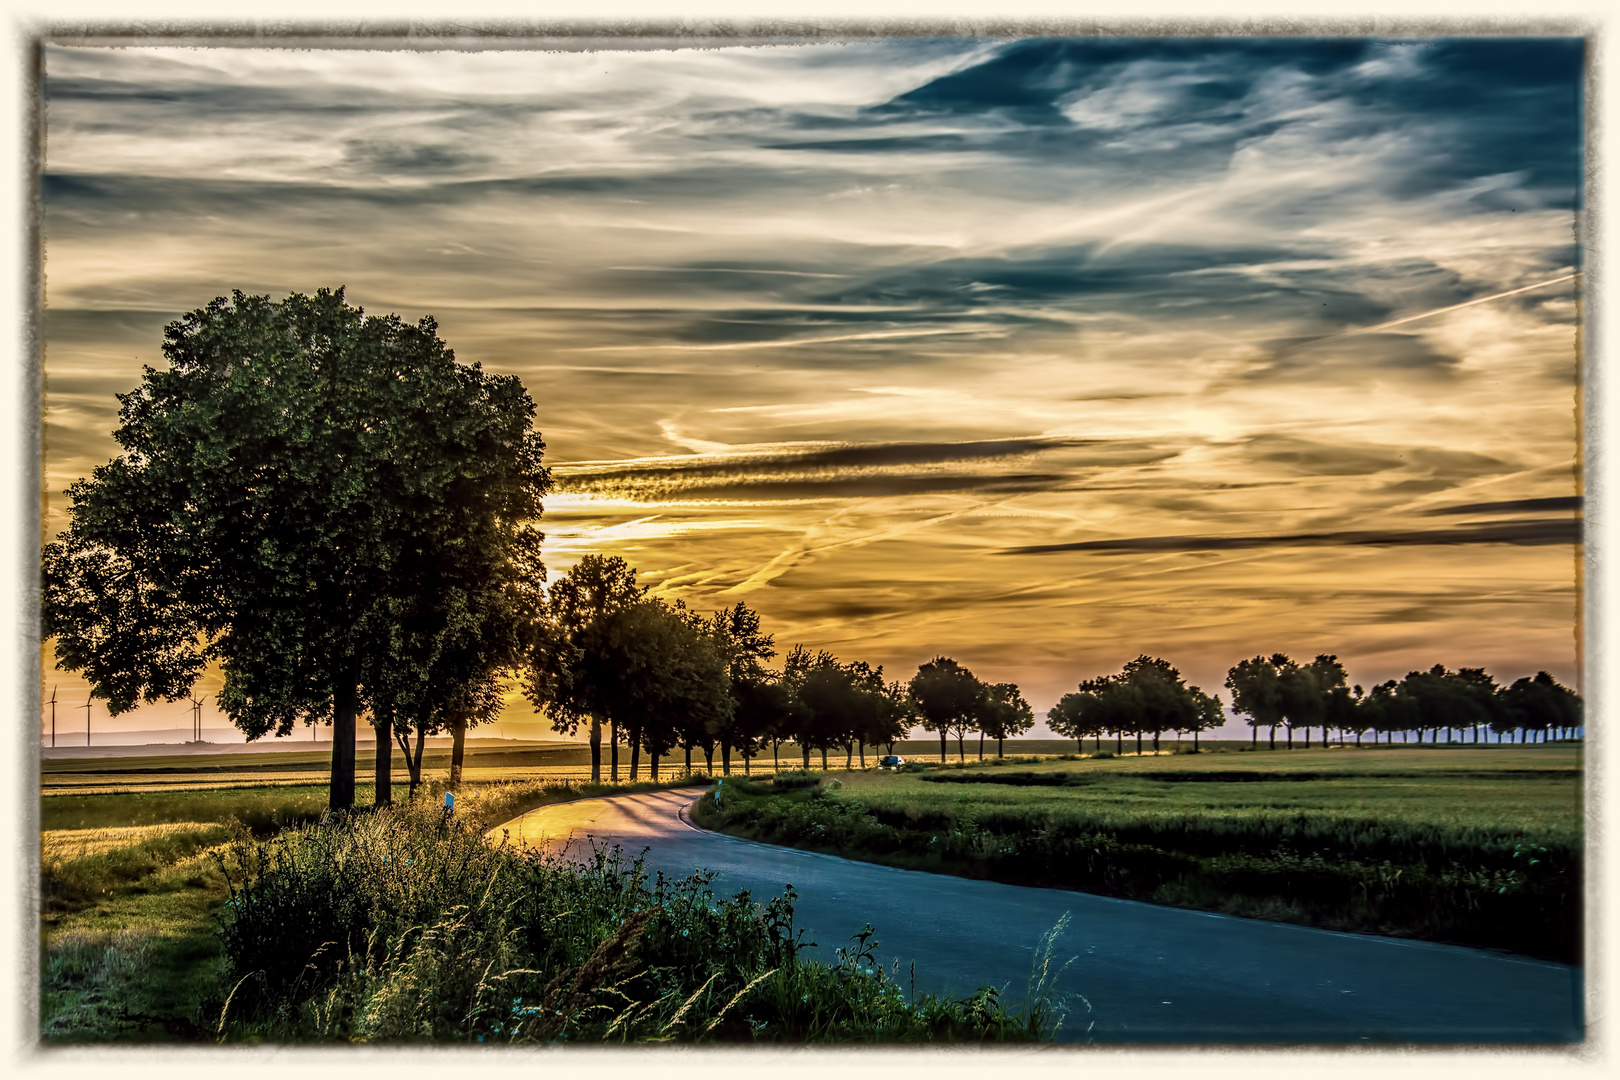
xmin=209 ymin=797 xmax=1067 ymax=1043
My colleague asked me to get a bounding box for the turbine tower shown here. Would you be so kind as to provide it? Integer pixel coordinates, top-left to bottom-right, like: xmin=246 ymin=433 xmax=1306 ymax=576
xmin=47 ymin=686 xmax=57 ymax=748
xmin=81 ymin=692 xmax=93 ymax=748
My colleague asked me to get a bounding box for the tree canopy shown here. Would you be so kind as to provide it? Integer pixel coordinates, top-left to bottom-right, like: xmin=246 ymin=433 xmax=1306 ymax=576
xmin=43 ymin=289 xmax=548 ymax=808
xmin=908 ymin=657 xmax=985 ymax=762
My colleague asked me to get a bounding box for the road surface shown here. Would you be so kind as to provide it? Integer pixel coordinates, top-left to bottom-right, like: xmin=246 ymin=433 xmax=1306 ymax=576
xmin=490 ymin=788 xmax=1583 ymax=1044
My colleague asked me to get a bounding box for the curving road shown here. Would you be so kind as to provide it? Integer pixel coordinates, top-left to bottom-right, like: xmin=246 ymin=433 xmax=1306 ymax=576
xmin=490 ymin=788 xmax=1583 ymax=1044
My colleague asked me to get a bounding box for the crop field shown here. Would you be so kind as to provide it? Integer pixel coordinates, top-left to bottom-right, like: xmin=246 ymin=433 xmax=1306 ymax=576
xmin=693 ymin=745 xmax=1583 ymax=963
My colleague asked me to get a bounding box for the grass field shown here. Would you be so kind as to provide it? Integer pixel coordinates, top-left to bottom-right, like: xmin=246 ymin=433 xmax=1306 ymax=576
xmin=691 ymin=745 xmax=1582 ymax=963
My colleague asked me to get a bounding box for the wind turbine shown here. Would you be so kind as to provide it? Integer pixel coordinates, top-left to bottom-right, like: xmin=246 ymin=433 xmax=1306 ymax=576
xmin=81 ymin=692 xmax=93 ymax=748
xmin=190 ymin=693 xmax=209 ymax=743
xmin=47 ymin=686 xmax=57 ymax=748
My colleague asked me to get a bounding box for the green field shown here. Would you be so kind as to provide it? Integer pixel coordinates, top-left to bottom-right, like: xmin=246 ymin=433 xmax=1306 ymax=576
xmin=692 ymin=745 xmax=1582 ymax=963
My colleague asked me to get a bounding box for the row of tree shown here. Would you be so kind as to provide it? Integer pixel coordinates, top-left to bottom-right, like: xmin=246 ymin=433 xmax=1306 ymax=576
xmin=526 ymin=554 xmax=1040 ymax=781
xmin=1042 ymin=652 xmax=1582 ymax=754
xmin=1223 ymin=653 xmax=1580 ymax=749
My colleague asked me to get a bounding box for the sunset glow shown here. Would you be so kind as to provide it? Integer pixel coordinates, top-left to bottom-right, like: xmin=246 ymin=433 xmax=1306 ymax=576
xmin=40 ymin=35 xmax=1583 ymax=740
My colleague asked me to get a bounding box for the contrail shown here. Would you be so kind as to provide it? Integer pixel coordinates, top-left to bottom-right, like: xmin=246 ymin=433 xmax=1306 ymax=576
xmin=1329 ymin=272 xmax=1581 ymax=341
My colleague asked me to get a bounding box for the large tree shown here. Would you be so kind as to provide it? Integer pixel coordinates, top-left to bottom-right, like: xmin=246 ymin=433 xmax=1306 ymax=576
xmin=42 ymin=289 xmax=548 ymax=810
xmin=908 ymin=657 xmax=984 ymax=762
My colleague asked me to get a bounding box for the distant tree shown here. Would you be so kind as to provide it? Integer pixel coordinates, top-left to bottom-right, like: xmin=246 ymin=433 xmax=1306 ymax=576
xmin=42 ymin=288 xmax=549 ymax=810
xmin=1226 ymin=656 xmax=1287 ymax=749
xmin=976 ymin=682 xmax=1035 ymax=758
xmin=782 ymin=645 xmax=840 ymax=769
xmin=1324 ymin=683 xmax=1361 ymax=747
xmin=1499 ymin=671 xmax=1580 ymax=744
xmin=1118 ymin=656 xmax=1210 ymax=754
xmin=732 ymin=675 xmax=795 ymax=775
xmin=841 ymin=660 xmax=892 ymax=768
xmin=522 ymin=555 xmax=646 ymax=783
xmin=706 ymin=601 xmax=777 ymax=775
xmin=1049 ymin=674 xmax=1139 ymax=754
xmin=1394 ymin=665 xmax=1504 ymax=745
xmin=876 ymin=680 xmax=918 ymax=757
xmin=909 ymin=657 xmax=985 ymax=762
xmin=1045 ymin=692 xmax=1093 ymax=753
xmin=629 ymin=600 xmax=732 ymax=781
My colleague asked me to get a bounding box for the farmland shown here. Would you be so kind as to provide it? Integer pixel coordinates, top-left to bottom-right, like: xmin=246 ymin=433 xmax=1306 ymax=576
xmin=692 ymin=744 xmax=1582 ymax=963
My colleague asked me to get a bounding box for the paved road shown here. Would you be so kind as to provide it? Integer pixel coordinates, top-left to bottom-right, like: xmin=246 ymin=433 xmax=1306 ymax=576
xmin=490 ymin=788 xmax=1583 ymax=1044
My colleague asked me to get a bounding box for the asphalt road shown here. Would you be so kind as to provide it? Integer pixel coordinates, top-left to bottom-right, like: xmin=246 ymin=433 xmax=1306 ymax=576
xmin=490 ymin=788 xmax=1583 ymax=1044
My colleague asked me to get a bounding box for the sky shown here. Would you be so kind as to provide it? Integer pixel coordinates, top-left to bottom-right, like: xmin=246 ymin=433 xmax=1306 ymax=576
xmin=38 ymin=34 xmax=1584 ymax=743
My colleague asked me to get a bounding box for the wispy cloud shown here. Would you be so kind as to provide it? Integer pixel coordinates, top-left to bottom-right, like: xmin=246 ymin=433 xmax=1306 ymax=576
xmin=41 ymin=36 xmax=1583 ymax=733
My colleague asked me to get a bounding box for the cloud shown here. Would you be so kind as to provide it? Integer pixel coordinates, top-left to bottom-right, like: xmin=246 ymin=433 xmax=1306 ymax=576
xmin=1002 ymin=517 xmax=1581 ymax=555
xmin=1423 ymin=496 xmax=1582 ymax=516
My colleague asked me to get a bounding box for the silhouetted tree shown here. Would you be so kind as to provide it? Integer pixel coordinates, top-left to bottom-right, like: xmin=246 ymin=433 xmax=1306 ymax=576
xmin=909 ymin=657 xmax=985 ymax=762
xmin=523 ymin=555 xmax=647 ymax=783
xmin=705 ymin=601 xmax=776 ymax=775
xmin=42 ymin=288 xmax=548 ymax=810
xmin=1226 ymin=656 xmax=1287 ymax=749
xmin=1499 ymin=671 xmax=1581 ymax=743
xmin=976 ymin=682 xmax=1034 ymax=758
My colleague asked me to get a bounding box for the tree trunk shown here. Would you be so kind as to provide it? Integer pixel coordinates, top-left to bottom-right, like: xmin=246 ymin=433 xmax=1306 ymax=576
xmin=802 ymin=744 xmax=811 ymax=770
xmin=1252 ymin=725 xmax=1257 ymax=747
xmin=394 ymin=726 xmax=418 ymax=797
xmin=373 ymin=716 xmax=392 ymax=806
xmin=1117 ymin=731 xmax=1123 ymax=754
xmin=1286 ymin=725 xmax=1293 ymax=749
xmin=773 ymin=739 xmax=779 ymax=771
xmin=744 ymin=751 xmax=752 ymax=775
xmin=722 ymin=736 xmax=732 ymax=776
xmin=589 ymin=713 xmax=603 ymax=784
xmin=1136 ymin=732 xmax=1142 ymax=756
xmin=685 ymin=744 xmax=693 ymax=775
xmin=845 ymin=742 xmax=853 ymax=769
xmin=939 ymin=729 xmax=947 ymax=762
xmin=329 ymin=673 xmax=359 ymax=811
xmin=859 ymin=742 xmax=866 ymax=768
xmin=957 ymin=735 xmax=965 ymax=761
xmin=1303 ymin=725 xmax=1309 ymax=749
xmin=411 ymin=724 xmax=425 ymax=797
xmin=979 ymin=732 xmax=984 ymax=761
xmin=1194 ymin=728 xmax=1199 ymax=751
xmin=610 ymin=720 xmax=620 ymax=782
xmin=449 ymin=713 xmax=467 ymax=788
xmin=651 ymin=750 xmax=659 ymax=781
xmin=998 ymin=736 xmax=1005 ymax=758
xmin=1269 ymin=725 xmax=1276 ymax=750
xmin=1152 ymin=731 xmax=1160 ymax=753
xmin=820 ymin=747 xmax=828 ymax=771
xmin=629 ymin=730 xmax=641 ymax=781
